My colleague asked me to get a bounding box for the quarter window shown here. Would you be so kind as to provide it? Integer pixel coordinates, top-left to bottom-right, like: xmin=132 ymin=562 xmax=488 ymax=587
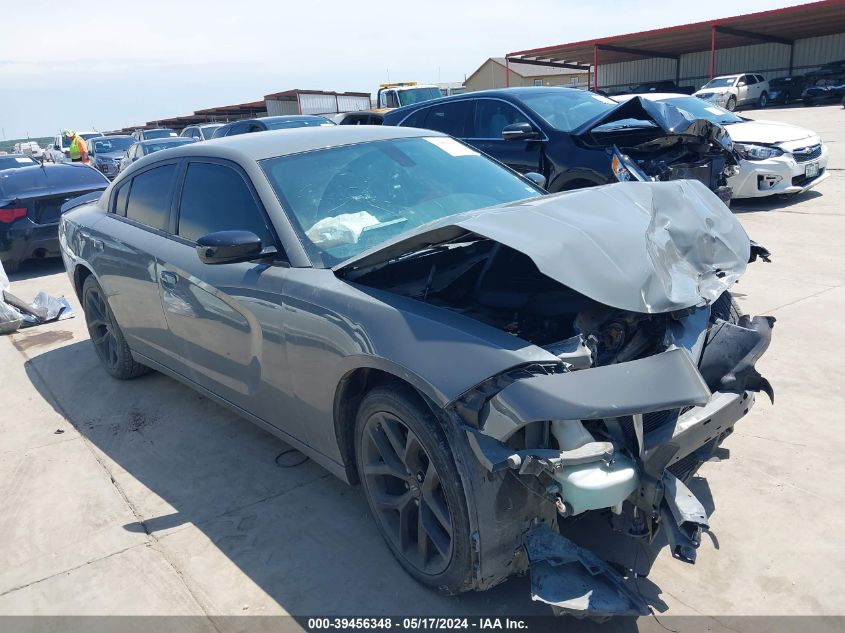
xmin=177 ymin=162 xmax=272 ymax=244
xmin=124 ymin=164 xmax=177 ymax=230
xmin=470 ymin=100 xmax=530 ymax=138
xmin=112 ymin=182 xmax=129 ymax=217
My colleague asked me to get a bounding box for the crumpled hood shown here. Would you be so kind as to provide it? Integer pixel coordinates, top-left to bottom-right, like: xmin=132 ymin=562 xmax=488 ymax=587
xmin=726 ymin=119 xmax=816 ymax=145
xmin=573 ymin=96 xmax=730 ymax=145
xmin=336 ymin=180 xmax=750 ymax=314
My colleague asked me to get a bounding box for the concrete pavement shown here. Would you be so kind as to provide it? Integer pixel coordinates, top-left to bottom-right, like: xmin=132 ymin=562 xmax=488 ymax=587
xmin=1 ymin=103 xmax=844 ymax=624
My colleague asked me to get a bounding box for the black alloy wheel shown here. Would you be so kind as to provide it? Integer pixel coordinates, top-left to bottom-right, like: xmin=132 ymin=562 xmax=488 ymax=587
xmin=361 ymin=409 xmax=454 ymax=575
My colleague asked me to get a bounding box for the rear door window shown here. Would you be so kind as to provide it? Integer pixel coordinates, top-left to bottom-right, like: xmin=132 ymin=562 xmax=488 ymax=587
xmin=125 ymin=163 xmax=177 ymax=230
xmin=176 ymin=162 xmax=273 ymax=244
xmin=418 ymin=100 xmax=473 ymax=137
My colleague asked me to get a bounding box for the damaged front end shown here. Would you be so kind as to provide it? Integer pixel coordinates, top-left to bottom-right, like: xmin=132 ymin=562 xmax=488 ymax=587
xmin=338 ymin=180 xmax=774 ymax=618
xmin=578 ymin=97 xmax=740 ymax=204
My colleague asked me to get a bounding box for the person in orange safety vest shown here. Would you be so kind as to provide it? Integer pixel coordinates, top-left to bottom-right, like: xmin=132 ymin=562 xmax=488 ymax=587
xmin=62 ymin=129 xmax=89 ymax=164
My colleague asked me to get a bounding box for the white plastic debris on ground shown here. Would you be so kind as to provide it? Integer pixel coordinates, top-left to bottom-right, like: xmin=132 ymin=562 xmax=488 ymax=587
xmin=0 ymin=260 xmax=74 ymax=334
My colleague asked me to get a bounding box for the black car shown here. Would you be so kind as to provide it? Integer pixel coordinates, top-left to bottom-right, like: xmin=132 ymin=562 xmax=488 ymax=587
xmin=1 ymin=163 xmax=108 ymax=272
xmin=382 ymin=87 xmax=736 ymax=199
xmin=767 ymin=76 xmax=806 ymax=105
xmin=802 ymin=60 xmax=845 ymax=106
xmin=211 ymin=115 xmax=334 ymax=138
xmin=89 ymin=135 xmax=134 ymax=179
xmin=614 ymin=80 xmax=695 ymax=95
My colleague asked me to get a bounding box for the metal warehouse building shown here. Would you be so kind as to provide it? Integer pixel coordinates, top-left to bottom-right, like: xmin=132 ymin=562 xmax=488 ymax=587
xmin=506 ymin=0 xmax=845 ymax=93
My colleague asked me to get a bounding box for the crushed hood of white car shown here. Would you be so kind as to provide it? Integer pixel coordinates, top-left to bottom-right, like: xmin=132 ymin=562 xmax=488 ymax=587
xmin=338 ymin=180 xmax=750 ymax=314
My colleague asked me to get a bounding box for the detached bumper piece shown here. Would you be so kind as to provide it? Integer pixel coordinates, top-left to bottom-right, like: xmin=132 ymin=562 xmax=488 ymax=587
xmin=524 ymin=526 xmax=649 ymax=619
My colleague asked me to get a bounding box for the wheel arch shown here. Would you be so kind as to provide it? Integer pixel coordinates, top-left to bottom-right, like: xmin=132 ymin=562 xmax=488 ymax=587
xmin=332 ymin=359 xmax=447 ymax=485
xmin=72 ymin=262 xmax=95 ymax=303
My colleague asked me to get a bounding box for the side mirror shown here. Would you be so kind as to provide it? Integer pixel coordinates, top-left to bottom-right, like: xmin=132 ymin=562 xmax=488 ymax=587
xmin=737 ymin=81 xmax=746 ymax=87
xmin=524 ymin=172 xmax=547 ymax=189
xmin=502 ymin=122 xmax=539 ymax=141
xmin=196 ymin=230 xmax=269 ymax=265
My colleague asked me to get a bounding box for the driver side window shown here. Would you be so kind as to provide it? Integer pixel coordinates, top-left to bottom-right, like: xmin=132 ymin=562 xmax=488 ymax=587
xmin=470 ymin=99 xmax=530 ymax=138
xmin=176 ymin=162 xmax=274 ymax=245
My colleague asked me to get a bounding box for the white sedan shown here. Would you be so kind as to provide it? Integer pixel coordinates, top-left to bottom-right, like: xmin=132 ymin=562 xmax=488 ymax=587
xmin=614 ymin=93 xmax=829 ymax=198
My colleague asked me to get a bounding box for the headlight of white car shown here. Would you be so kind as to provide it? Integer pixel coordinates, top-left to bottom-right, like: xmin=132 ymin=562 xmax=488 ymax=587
xmin=734 ymin=143 xmax=784 ymax=160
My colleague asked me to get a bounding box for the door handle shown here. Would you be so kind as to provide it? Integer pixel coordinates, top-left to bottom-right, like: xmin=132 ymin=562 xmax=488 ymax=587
xmin=159 ymin=271 xmax=178 ymax=287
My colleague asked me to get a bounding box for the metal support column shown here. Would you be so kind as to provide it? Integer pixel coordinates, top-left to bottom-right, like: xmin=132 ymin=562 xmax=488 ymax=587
xmin=710 ymin=26 xmax=717 ymax=80
xmin=506 ymin=57 xmax=511 ymax=87
xmin=593 ymin=45 xmax=599 ymax=92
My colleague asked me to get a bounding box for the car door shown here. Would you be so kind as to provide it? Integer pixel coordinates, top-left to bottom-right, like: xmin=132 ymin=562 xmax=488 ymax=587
xmin=154 ymin=158 xmax=301 ymax=434
xmin=741 ymin=74 xmax=757 ymax=104
xmin=465 ymin=98 xmax=543 ymax=175
xmin=91 ymin=161 xmax=180 ymax=366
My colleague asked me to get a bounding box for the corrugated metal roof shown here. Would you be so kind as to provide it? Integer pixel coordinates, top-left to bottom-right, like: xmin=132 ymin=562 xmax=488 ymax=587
xmin=508 ymin=0 xmax=845 ymax=66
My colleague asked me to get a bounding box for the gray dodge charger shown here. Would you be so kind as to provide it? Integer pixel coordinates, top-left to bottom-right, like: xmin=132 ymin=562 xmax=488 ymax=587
xmin=59 ymin=126 xmax=774 ymax=618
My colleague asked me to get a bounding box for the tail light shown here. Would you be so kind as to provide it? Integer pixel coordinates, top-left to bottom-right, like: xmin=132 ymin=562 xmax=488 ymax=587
xmin=0 ymin=208 xmax=27 ymax=224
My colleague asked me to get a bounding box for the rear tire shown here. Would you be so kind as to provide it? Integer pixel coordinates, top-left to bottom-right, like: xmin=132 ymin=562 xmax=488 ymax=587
xmin=355 ymin=385 xmax=473 ymax=594
xmin=726 ymin=96 xmax=737 ymax=111
xmin=82 ymin=276 xmax=149 ymax=380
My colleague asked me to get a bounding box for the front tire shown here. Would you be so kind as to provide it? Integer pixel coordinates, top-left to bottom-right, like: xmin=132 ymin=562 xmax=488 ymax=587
xmin=82 ymin=276 xmax=149 ymax=380
xmin=758 ymin=92 xmax=768 ymax=108
xmin=355 ymin=385 xmax=473 ymax=594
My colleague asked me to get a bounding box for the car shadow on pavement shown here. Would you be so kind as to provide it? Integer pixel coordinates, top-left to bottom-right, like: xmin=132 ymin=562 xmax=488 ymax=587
xmin=6 ymin=258 xmax=66 ymax=282
xmin=732 ymin=190 xmax=822 ymax=214
xmin=23 ymin=339 xmax=658 ymax=628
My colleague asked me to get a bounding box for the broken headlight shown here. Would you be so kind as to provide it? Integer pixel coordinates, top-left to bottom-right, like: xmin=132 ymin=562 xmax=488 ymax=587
xmin=734 ymin=143 xmax=784 ymax=161
xmin=611 ymin=147 xmax=652 ymax=183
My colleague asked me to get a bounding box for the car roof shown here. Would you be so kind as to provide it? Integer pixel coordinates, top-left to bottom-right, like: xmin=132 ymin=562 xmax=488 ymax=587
xmin=137 ymin=137 xmax=196 ymax=146
xmin=139 ymin=125 xmax=443 ymax=163
xmin=95 ymin=134 xmax=133 ymax=140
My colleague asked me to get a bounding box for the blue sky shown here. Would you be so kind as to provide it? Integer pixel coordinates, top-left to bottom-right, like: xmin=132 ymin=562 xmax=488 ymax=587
xmin=1 ymin=0 xmax=814 ymax=139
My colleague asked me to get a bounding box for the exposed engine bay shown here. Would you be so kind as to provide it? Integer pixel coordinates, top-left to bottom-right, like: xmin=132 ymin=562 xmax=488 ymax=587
xmin=352 ymin=238 xmax=675 ymax=368
xmin=580 ymin=96 xmax=740 ymax=202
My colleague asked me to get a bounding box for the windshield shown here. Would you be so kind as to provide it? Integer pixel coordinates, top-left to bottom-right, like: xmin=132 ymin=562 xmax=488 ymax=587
xmin=143 ymin=139 xmax=194 ymax=154
xmin=655 ymin=96 xmax=743 ymax=125
xmin=518 ymin=90 xmax=617 ymax=132
xmin=701 ymin=76 xmax=738 ymax=89
xmin=144 ymin=129 xmax=177 ymax=139
xmin=261 ymin=136 xmax=541 ymax=266
xmin=397 ymin=87 xmax=443 ymax=106
xmin=264 ymin=117 xmax=335 ymax=130
xmin=93 ymin=137 xmax=133 ymax=153
xmin=0 ymin=156 xmax=39 ymax=170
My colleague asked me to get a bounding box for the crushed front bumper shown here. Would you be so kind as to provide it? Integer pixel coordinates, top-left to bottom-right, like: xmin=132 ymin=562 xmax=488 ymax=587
xmin=454 ymin=313 xmax=774 ymax=618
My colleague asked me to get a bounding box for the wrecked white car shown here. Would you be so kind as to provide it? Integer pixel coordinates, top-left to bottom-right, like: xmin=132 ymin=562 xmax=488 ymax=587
xmin=58 ymin=127 xmax=774 ymax=618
